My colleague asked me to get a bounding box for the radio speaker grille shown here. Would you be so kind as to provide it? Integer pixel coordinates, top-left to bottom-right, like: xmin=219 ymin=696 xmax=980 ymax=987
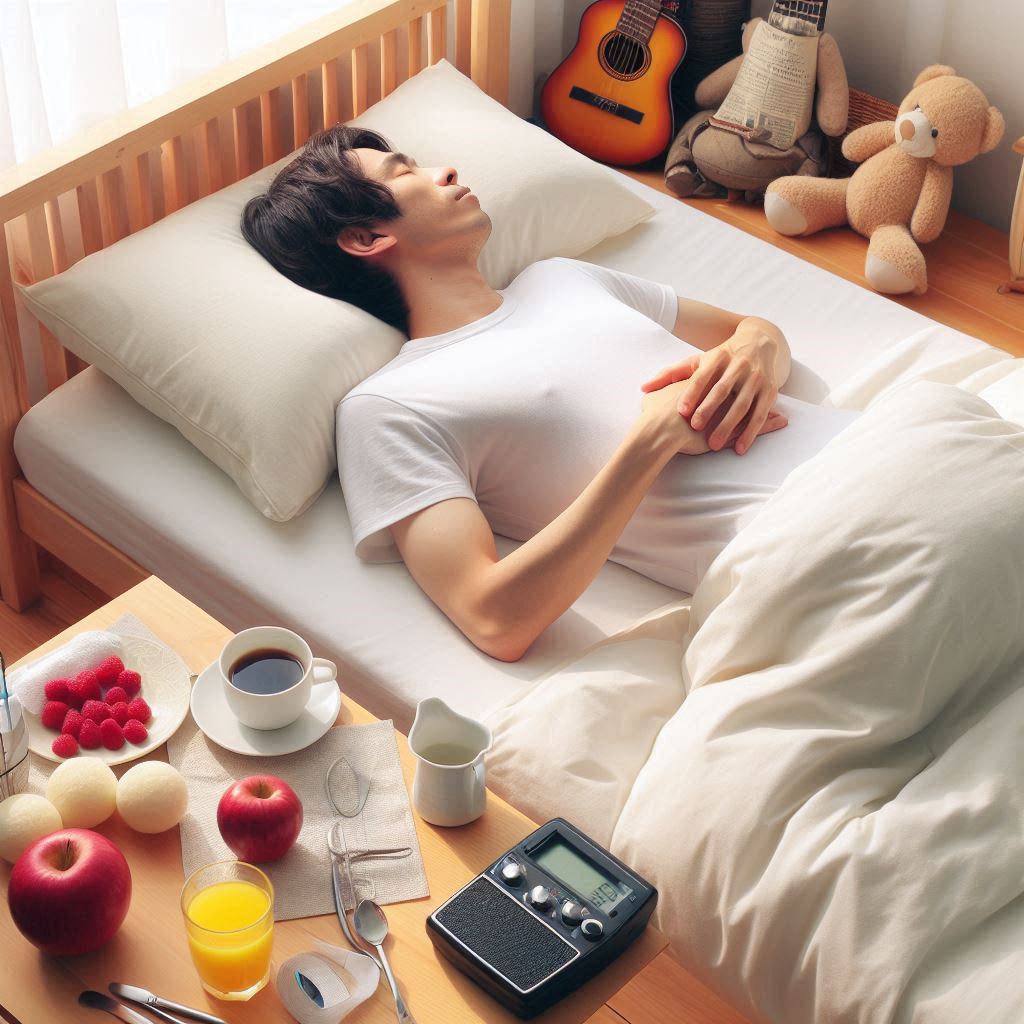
xmin=434 ymin=877 xmax=576 ymax=991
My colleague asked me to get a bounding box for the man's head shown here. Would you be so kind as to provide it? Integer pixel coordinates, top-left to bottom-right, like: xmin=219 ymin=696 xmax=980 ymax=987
xmin=240 ymin=125 xmax=490 ymax=335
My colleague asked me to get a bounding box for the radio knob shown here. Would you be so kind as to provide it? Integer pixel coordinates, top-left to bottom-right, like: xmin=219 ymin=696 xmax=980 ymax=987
xmin=527 ymin=885 xmax=553 ymax=909
xmin=580 ymin=917 xmax=604 ymax=940
xmin=560 ymin=901 xmax=584 ymax=926
xmin=500 ymin=861 xmax=525 ymax=886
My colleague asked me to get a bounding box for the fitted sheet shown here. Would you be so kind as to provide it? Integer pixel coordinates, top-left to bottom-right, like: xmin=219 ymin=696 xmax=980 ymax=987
xmin=14 ymin=170 xmax=1022 ymax=731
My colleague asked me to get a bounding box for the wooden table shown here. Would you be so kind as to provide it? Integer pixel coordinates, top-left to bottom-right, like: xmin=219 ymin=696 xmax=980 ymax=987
xmin=0 ymin=576 xmax=670 ymax=1024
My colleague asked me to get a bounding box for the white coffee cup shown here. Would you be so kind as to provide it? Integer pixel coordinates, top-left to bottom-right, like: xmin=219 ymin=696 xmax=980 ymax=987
xmin=220 ymin=626 xmax=337 ymax=731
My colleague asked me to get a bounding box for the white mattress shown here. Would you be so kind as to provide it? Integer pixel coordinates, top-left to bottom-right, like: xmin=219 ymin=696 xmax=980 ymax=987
xmin=15 ymin=171 xmax=1021 ymax=731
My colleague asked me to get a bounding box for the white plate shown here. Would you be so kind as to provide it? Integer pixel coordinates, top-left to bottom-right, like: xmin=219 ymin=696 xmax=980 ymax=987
xmin=25 ymin=634 xmax=192 ymax=766
xmin=189 ymin=661 xmax=342 ymax=756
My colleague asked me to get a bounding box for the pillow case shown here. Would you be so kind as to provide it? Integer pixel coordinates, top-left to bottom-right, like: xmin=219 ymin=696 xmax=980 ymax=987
xmin=18 ymin=58 xmax=656 ymax=521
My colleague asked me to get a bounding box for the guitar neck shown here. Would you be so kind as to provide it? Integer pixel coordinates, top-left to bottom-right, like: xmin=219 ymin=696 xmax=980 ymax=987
xmin=617 ymin=0 xmax=666 ymax=45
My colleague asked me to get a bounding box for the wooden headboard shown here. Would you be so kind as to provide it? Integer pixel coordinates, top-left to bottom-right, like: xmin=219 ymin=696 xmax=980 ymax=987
xmin=0 ymin=0 xmax=511 ymax=612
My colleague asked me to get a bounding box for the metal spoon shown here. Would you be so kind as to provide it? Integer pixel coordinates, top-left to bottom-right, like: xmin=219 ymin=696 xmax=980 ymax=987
xmin=354 ymin=899 xmax=417 ymax=1024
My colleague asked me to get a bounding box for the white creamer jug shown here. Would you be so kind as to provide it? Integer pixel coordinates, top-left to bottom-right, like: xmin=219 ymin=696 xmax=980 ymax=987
xmin=408 ymin=698 xmax=492 ymax=827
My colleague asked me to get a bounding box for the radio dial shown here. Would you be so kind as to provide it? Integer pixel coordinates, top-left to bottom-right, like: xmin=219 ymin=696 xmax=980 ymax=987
xmin=580 ymin=918 xmax=604 ymax=940
xmin=560 ymin=901 xmax=584 ymax=926
xmin=500 ymin=861 xmax=525 ymax=886
xmin=527 ymin=885 xmax=553 ymax=909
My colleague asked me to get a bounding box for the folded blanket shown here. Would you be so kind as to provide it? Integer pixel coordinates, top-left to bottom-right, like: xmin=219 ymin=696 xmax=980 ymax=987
xmin=612 ymin=380 xmax=1024 ymax=1024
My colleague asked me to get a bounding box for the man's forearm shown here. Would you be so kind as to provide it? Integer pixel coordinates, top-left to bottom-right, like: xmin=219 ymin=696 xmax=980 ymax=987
xmin=476 ymin=422 xmax=676 ymax=662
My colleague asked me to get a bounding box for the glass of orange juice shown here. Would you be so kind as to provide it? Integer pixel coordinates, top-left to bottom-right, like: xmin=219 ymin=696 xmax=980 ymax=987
xmin=181 ymin=860 xmax=275 ymax=1001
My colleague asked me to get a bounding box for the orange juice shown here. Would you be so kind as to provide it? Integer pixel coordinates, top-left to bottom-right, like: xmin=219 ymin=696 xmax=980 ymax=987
xmin=184 ymin=877 xmax=273 ymax=999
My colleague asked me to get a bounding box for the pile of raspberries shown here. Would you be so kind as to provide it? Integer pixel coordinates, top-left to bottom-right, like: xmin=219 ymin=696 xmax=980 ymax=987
xmin=40 ymin=655 xmax=153 ymax=758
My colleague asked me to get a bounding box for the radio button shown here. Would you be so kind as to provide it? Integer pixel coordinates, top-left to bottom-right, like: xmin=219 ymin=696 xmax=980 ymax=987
xmin=560 ymin=901 xmax=584 ymax=926
xmin=527 ymin=885 xmax=553 ymax=909
xmin=580 ymin=918 xmax=604 ymax=940
xmin=500 ymin=861 xmax=525 ymax=886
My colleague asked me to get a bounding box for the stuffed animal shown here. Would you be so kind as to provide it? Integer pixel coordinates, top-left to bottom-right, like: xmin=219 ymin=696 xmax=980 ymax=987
xmin=764 ymin=66 xmax=1005 ymax=295
xmin=664 ymin=17 xmax=848 ymax=202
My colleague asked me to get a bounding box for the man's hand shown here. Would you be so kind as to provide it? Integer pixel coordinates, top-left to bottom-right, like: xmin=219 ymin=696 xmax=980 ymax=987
xmin=641 ymin=319 xmax=788 ymax=455
xmin=639 ymin=381 xmax=789 ymax=457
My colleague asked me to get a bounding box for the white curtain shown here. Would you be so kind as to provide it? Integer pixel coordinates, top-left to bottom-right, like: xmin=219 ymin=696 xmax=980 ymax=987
xmin=0 ymin=0 xmax=355 ymax=175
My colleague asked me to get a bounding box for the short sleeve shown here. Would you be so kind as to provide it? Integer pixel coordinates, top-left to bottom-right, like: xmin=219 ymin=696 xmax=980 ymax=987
xmin=557 ymin=258 xmax=677 ymax=332
xmin=337 ymin=394 xmax=477 ymax=563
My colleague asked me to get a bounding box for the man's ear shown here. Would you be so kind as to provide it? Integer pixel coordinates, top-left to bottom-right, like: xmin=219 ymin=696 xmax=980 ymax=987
xmin=337 ymin=226 xmax=396 ymax=257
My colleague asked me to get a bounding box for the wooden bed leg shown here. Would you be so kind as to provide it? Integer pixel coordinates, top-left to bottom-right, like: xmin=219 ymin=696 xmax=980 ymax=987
xmin=0 ymin=502 xmax=41 ymax=613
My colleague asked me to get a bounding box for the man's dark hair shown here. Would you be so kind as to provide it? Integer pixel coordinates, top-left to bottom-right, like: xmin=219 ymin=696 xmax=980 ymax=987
xmin=240 ymin=124 xmax=408 ymax=333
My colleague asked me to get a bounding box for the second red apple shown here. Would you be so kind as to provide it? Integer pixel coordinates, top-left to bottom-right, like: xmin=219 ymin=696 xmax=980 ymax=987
xmin=216 ymin=775 xmax=303 ymax=863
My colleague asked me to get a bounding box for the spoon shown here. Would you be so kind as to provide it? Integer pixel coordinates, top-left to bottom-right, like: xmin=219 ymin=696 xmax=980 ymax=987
xmin=354 ymin=899 xmax=417 ymax=1024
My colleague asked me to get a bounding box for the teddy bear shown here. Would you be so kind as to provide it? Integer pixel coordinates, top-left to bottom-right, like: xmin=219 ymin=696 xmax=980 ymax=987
xmin=764 ymin=65 xmax=1005 ymax=295
xmin=665 ymin=17 xmax=849 ymax=202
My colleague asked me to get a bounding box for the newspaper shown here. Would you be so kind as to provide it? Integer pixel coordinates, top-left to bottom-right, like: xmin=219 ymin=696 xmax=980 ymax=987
xmin=710 ymin=19 xmax=820 ymax=151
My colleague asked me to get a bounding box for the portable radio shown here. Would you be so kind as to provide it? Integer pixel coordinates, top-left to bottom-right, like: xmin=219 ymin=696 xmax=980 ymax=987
xmin=426 ymin=818 xmax=657 ymax=1019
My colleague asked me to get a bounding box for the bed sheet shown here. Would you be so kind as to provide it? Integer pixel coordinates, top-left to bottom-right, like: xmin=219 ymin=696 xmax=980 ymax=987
xmin=14 ymin=169 xmax=1024 ymax=733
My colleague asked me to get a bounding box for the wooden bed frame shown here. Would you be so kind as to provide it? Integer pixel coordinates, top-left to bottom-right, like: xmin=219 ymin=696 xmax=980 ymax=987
xmin=0 ymin=0 xmax=511 ymax=613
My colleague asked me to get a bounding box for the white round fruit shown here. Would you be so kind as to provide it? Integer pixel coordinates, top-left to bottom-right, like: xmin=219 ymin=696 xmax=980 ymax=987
xmin=116 ymin=761 xmax=188 ymax=834
xmin=0 ymin=794 xmax=63 ymax=863
xmin=45 ymin=758 xmax=117 ymax=828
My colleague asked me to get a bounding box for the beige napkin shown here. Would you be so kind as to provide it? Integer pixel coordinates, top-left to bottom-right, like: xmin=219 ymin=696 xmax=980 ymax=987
xmin=166 ymin=696 xmax=428 ymax=922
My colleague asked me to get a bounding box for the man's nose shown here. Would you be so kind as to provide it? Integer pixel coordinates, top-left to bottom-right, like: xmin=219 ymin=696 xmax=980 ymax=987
xmin=436 ymin=166 xmax=458 ymax=185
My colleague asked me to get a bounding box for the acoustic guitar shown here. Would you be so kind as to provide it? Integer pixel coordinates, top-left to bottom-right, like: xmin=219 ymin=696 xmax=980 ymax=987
xmin=541 ymin=0 xmax=688 ymax=167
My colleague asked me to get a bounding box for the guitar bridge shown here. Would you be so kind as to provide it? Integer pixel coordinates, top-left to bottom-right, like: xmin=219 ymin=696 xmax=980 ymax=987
xmin=568 ymin=86 xmax=644 ymax=125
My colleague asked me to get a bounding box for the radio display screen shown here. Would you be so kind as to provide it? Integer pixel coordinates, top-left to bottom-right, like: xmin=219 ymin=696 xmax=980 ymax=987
xmin=533 ymin=833 xmax=633 ymax=913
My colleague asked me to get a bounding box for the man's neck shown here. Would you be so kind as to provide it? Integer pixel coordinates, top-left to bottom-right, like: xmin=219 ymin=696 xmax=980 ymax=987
xmin=401 ymin=265 xmax=504 ymax=342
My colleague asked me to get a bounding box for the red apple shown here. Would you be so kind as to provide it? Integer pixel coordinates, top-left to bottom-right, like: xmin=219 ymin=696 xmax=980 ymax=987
xmin=8 ymin=828 xmax=132 ymax=955
xmin=216 ymin=775 xmax=303 ymax=863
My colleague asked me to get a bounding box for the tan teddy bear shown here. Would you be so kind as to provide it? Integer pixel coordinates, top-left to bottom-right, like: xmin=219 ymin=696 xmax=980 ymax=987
xmin=764 ymin=66 xmax=1005 ymax=295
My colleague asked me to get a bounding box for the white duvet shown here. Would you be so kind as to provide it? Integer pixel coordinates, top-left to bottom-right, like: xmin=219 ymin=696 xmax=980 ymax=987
xmin=484 ymin=380 xmax=1024 ymax=1024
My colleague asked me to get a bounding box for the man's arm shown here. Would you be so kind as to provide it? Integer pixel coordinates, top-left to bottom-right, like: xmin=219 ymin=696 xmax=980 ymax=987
xmin=392 ymin=380 xmax=789 ymax=662
xmin=643 ymin=296 xmax=792 ymax=455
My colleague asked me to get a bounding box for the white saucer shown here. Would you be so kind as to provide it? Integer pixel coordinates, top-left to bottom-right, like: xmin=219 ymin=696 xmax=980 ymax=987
xmin=189 ymin=661 xmax=342 ymax=756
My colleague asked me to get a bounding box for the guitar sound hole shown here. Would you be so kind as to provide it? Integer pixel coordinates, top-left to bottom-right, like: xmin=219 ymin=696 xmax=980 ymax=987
xmin=601 ymin=33 xmax=648 ymax=78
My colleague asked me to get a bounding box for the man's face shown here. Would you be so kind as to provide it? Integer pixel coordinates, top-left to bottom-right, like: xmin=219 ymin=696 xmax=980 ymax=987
xmin=342 ymin=147 xmax=491 ymax=262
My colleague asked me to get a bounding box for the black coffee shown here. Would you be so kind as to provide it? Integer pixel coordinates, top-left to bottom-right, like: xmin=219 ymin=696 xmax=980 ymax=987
xmin=229 ymin=648 xmax=305 ymax=695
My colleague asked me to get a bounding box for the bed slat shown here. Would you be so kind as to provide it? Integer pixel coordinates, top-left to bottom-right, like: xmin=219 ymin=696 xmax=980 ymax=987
xmin=429 ymin=6 xmax=446 ymax=64
xmin=260 ymin=86 xmax=284 ymax=166
xmin=292 ymin=73 xmax=310 ymax=149
xmin=408 ymin=16 xmax=425 ymax=78
xmin=161 ymin=136 xmax=189 ymax=214
xmin=198 ymin=117 xmax=225 ymax=196
xmin=352 ymin=43 xmax=370 ymax=116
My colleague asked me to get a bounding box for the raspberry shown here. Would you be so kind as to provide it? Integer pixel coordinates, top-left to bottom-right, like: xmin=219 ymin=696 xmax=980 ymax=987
xmin=69 ymin=670 xmax=102 ymax=707
xmin=99 ymin=718 xmax=125 ymax=750
xmin=44 ymin=678 xmax=71 ymax=703
xmin=118 ymin=670 xmax=142 ymax=698
xmin=94 ymin=655 xmax=125 ymax=687
xmin=126 ymin=697 xmax=151 ymax=724
xmin=61 ymin=709 xmax=84 ymax=739
xmin=41 ymin=700 xmax=71 ymax=731
xmin=110 ymin=701 xmax=131 ymax=726
xmin=104 ymin=685 xmax=128 ymax=706
xmin=79 ymin=719 xmax=102 ymax=749
xmin=123 ymin=719 xmax=148 ymax=744
xmin=82 ymin=699 xmax=112 ymax=725
xmin=51 ymin=734 xmax=79 ymax=758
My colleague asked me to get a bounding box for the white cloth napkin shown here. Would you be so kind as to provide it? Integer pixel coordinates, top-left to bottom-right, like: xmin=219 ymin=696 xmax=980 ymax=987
xmin=8 ymin=630 xmax=123 ymax=715
xmin=167 ymin=714 xmax=429 ymax=921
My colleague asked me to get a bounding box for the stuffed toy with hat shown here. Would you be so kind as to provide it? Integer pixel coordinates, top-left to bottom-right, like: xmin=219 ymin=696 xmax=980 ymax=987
xmin=764 ymin=65 xmax=1005 ymax=295
xmin=665 ymin=17 xmax=849 ymax=202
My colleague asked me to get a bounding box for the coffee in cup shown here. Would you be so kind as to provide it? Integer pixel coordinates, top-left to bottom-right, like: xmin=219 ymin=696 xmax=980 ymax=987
xmin=219 ymin=627 xmax=338 ymax=731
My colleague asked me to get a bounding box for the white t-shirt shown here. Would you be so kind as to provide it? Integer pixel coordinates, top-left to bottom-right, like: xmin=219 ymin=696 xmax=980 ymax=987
xmin=337 ymin=257 xmax=860 ymax=593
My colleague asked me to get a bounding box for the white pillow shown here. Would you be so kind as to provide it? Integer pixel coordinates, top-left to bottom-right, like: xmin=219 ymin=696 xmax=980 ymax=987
xmin=18 ymin=58 xmax=656 ymax=521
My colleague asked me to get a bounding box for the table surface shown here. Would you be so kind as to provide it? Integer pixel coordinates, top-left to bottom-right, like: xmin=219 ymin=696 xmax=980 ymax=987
xmin=0 ymin=576 xmax=667 ymax=1024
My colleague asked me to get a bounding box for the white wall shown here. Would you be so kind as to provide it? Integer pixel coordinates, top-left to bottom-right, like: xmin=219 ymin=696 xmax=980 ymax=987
xmin=524 ymin=0 xmax=1021 ymax=233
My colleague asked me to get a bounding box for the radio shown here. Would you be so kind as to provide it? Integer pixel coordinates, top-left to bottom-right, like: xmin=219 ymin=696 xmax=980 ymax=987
xmin=426 ymin=818 xmax=657 ymax=1019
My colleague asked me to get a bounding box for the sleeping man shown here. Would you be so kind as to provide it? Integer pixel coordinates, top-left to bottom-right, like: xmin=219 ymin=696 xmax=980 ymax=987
xmin=241 ymin=125 xmax=861 ymax=662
